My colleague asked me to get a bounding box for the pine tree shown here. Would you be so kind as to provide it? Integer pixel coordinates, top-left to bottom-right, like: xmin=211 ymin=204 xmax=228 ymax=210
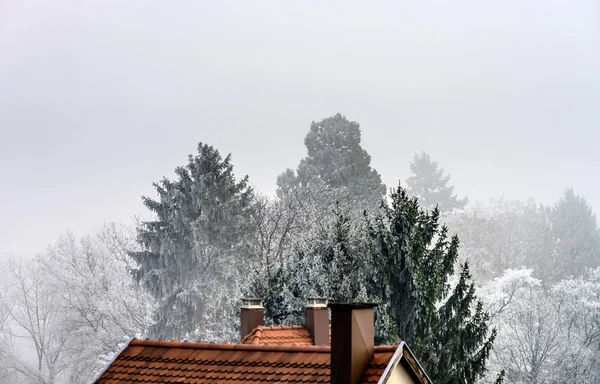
xmin=406 ymin=152 xmax=467 ymax=213
xmin=130 ymin=142 xmax=255 ymax=340
xmin=549 ymin=188 xmax=600 ymax=281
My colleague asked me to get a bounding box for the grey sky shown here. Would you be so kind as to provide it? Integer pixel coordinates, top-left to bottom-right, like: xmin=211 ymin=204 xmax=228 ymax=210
xmin=1 ymin=0 xmax=598 ymax=256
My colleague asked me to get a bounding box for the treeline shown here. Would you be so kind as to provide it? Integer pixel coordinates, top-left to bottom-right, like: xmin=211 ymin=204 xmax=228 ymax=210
xmin=0 ymin=225 xmax=155 ymax=383
xmin=448 ymin=194 xmax=600 ymax=382
xmin=1 ymin=113 xmax=599 ymax=384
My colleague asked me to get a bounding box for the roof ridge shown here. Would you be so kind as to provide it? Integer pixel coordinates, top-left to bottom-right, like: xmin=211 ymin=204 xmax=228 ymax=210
xmin=129 ymin=338 xmax=331 ymax=353
xmin=258 ymin=324 xmax=307 ymax=330
xmin=130 ymin=338 xmax=398 ymax=353
xmin=252 ymin=327 xmax=264 ymax=344
xmin=252 ymin=324 xmax=332 ymax=331
xmin=279 ymin=325 xmax=306 ymax=329
xmin=374 ymin=345 xmax=399 ymax=352
xmin=239 ymin=326 xmax=264 ymax=344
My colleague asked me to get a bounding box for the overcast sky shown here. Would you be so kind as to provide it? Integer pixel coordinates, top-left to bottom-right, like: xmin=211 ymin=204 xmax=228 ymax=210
xmin=1 ymin=0 xmax=598 ymax=256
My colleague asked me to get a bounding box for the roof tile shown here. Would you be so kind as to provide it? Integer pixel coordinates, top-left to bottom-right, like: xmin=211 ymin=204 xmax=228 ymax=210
xmin=95 ymin=339 xmax=396 ymax=384
xmin=240 ymin=325 xmax=332 ymax=346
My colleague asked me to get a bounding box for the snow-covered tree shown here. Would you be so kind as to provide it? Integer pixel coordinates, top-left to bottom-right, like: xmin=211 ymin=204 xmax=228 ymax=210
xmin=277 ymin=113 xmax=386 ymax=219
xmin=131 ymin=142 xmax=256 ymax=340
xmin=3 ymin=256 xmax=74 ymax=384
xmin=256 ymin=184 xmax=497 ymax=384
xmin=41 ymin=228 xmax=155 ymax=382
xmin=446 ymin=198 xmax=554 ymax=282
xmin=480 ymin=267 xmax=600 ymax=384
xmin=1 ymin=227 xmax=155 ymax=384
xmin=477 ymin=268 xmax=541 ymax=383
xmin=550 ymin=268 xmax=600 ymax=382
xmin=477 ymin=268 xmax=542 ymax=322
xmin=447 ymin=193 xmax=600 ymax=284
xmin=406 ymin=152 xmax=468 ymax=213
xmin=254 ymin=112 xmax=388 ymax=321
xmin=253 ymin=193 xmax=299 ymax=266
xmin=0 ymin=263 xmax=15 ymax=384
xmin=495 ymin=286 xmax=562 ymax=384
xmin=283 ymin=205 xmax=381 ymax=326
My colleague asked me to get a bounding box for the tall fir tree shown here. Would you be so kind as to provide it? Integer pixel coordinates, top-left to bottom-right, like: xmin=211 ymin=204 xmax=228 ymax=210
xmin=369 ymin=186 xmax=457 ymax=346
xmin=406 ymin=152 xmax=468 ymax=213
xmin=130 ymin=142 xmax=256 ymax=340
xmin=369 ymin=186 xmax=496 ymax=384
xmin=549 ymin=187 xmax=600 ymax=281
xmin=419 ymin=263 xmax=497 ymax=383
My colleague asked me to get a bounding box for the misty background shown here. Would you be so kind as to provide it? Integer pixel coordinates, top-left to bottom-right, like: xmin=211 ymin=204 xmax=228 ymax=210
xmin=1 ymin=0 xmax=599 ymax=257
xmin=2 ymin=2 xmax=600 ymax=384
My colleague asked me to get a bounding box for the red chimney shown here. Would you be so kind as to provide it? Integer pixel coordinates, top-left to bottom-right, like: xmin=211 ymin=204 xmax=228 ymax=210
xmin=328 ymin=302 xmax=377 ymax=384
xmin=305 ymin=297 xmax=329 ymax=346
xmin=240 ymin=298 xmax=264 ymax=340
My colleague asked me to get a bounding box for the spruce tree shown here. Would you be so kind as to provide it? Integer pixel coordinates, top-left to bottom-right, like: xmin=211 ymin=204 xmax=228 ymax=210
xmin=369 ymin=186 xmax=496 ymax=384
xmin=419 ymin=263 xmax=497 ymax=383
xmin=406 ymin=152 xmax=468 ymax=213
xmin=549 ymin=188 xmax=600 ymax=281
xmin=130 ymin=142 xmax=255 ymax=340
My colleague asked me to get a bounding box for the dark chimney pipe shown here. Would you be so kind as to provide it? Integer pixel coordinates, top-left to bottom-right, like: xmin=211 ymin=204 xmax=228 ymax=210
xmin=305 ymin=297 xmax=329 ymax=346
xmin=240 ymin=298 xmax=264 ymax=340
xmin=328 ymin=302 xmax=377 ymax=384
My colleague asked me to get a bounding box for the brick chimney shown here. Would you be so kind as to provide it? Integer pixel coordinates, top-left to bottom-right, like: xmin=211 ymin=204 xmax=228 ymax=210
xmin=328 ymin=302 xmax=377 ymax=384
xmin=305 ymin=297 xmax=329 ymax=346
xmin=240 ymin=298 xmax=264 ymax=340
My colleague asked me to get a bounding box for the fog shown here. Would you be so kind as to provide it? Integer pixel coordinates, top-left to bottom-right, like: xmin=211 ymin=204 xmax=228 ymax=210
xmin=1 ymin=0 xmax=598 ymax=256
xmin=1 ymin=2 xmax=600 ymax=383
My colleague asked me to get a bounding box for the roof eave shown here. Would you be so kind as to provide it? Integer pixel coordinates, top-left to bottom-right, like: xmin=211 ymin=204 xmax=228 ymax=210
xmin=89 ymin=337 xmax=133 ymax=384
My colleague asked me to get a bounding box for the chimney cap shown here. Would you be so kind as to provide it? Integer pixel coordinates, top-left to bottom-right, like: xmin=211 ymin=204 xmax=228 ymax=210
xmin=306 ymin=297 xmax=328 ymax=308
xmin=241 ymin=298 xmax=264 ymax=308
xmin=327 ymin=302 xmax=378 ymax=311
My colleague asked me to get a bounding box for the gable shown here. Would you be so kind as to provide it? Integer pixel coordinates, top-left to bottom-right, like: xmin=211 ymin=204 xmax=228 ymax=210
xmin=376 ymin=342 xmax=432 ymax=384
xmin=387 ymin=363 xmax=414 ymax=384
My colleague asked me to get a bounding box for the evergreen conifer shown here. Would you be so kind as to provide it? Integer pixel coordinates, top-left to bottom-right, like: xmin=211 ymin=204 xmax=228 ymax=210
xmin=131 ymin=142 xmax=255 ymax=340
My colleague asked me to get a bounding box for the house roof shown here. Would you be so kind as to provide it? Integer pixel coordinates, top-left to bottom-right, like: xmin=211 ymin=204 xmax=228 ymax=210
xmin=94 ymin=338 xmax=397 ymax=383
xmin=240 ymin=325 xmax=331 ymax=345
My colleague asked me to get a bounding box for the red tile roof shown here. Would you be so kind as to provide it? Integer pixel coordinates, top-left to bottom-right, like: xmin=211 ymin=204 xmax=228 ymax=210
xmin=94 ymin=338 xmax=397 ymax=383
xmin=240 ymin=325 xmax=331 ymax=346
